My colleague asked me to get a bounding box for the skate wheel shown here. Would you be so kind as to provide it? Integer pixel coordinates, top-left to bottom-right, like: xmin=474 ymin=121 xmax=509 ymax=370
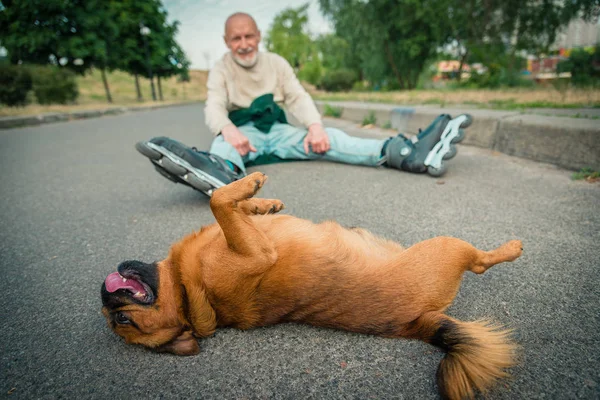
xmin=460 ymin=114 xmax=473 ymax=129
xmin=428 ymin=164 xmax=447 ymax=177
xmin=160 ymin=157 xmax=187 ymax=176
xmin=136 ymin=142 xmax=161 ymax=160
xmin=152 ymin=164 xmax=181 ymax=184
xmin=443 ymin=145 xmax=457 ymax=160
xmin=451 ymin=129 xmax=465 ymax=144
xmin=184 ymin=174 xmax=214 ymax=195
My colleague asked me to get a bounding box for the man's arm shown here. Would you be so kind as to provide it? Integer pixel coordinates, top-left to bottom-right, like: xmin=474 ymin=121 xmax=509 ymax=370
xmin=204 ymin=65 xmax=234 ymax=135
xmin=279 ymin=57 xmax=330 ymax=154
xmin=204 ymin=64 xmax=256 ymax=156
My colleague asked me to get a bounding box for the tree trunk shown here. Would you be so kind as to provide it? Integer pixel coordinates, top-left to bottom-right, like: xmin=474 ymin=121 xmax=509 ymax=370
xmin=134 ymin=73 xmax=143 ymax=102
xmin=157 ymin=75 xmax=163 ymax=101
xmin=384 ymin=41 xmax=405 ymax=89
xmin=457 ymin=47 xmax=470 ymax=82
xmin=101 ymin=68 xmax=113 ymax=104
xmin=508 ymin=47 xmax=517 ymax=81
xmin=149 ymin=77 xmax=157 ymax=101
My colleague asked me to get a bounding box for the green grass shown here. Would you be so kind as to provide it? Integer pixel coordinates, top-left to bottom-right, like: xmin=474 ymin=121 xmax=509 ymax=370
xmin=89 ymin=94 xmax=106 ymax=101
xmin=1 ymin=68 xmax=209 ymax=117
xmin=571 ymin=168 xmax=600 ymax=181
xmin=362 ymin=111 xmax=376 ymax=126
xmin=5 ymin=71 xmax=600 ymax=118
xmin=311 ymin=87 xmax=600 ymax=111
xmin=323 ymin=104 xmax=343 ymax=118
xmin=487 ymin=99 xmax=600 ymax=110
xmin=421 ymin=98 xmax=444 ymax=105
xmin=572 ymin=114 xmax=600 ymax=120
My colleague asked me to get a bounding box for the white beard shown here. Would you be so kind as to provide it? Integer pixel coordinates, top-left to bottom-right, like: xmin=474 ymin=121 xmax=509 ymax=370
xmin=232 ymin=51 xmax=259 ymax=68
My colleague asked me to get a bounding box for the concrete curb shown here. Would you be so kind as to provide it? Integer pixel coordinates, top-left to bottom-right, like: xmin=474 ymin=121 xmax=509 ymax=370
xmin=0 ymin=101 xmax=203 ymax=130
xmin=2 ymin=99 xmax=597 ymax=171
xmin=316 ymin=101 xmax=600 ymax=171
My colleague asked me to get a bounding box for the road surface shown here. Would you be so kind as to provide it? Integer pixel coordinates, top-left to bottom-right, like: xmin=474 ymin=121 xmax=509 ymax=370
xmin=1 ymin=104 xmax=598 ymax=399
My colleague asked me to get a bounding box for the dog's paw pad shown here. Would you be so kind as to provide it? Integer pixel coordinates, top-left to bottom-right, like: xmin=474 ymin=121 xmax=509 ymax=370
xmin=233 ymin=172 xmax=267 ymax=199
xmin=244 ymin=172 xmax=267 ymax=195
xmin=268 ymin=201 xmax=285 ymax=214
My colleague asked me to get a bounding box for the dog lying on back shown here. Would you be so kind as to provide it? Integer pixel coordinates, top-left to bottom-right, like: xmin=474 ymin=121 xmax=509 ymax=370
xmin=101 ymin=172 xmax=522 ymax=400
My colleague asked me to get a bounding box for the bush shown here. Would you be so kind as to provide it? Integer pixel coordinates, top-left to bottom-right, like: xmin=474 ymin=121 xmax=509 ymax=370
xmin=29 ymin=66 xmax=79 ymax=105
xmin=450 ymin=63 xmax=535 ymax=89
xmin=352 ymin=80 xmax=370 ymax=91
xmin=298 ymin=59 xmax=323 ymax=87
xmin=557 ymin=46 xmax=600 ymax=87
xmin=0 ymin=65 xmax=33 ymax=107
xmin=320 ymin=69 xmax=358 ymax=92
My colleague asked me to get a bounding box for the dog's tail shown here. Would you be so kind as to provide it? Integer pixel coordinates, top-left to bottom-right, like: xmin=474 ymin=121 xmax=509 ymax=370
xmin=407 ymin=312 xmax=518 ymax=400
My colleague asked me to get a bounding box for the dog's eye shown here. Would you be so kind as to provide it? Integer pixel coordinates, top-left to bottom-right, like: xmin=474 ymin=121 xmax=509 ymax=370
xmin=115 ymin=312 xmax=131 ymax=325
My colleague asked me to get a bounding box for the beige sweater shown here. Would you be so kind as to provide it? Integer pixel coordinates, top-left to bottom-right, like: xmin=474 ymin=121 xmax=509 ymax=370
xmin=204 ymin=52 xmax=322 ymax=135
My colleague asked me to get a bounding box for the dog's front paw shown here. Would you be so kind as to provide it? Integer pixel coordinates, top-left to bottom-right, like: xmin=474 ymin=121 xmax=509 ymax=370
xmin=242 ymin=172 xmax=267 ymax=198
xmin=241 ymin=198 xmax=285 ymax=215
xmin=213 ymin=172 xmax=268 ymax=204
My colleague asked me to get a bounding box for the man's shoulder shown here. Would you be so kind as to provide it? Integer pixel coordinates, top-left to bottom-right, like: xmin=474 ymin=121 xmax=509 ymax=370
xmin=210 ymin=53 xmax=230 ymax=72
xmin=261 ymin=52 xmax=291 ymax=68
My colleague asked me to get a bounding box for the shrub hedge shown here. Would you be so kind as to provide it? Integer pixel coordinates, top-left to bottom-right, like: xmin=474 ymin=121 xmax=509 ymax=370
xmin=0 ymin=64 xmax=79 ymax=107
xmin=0 ymin=65 xmax=33 ymax=107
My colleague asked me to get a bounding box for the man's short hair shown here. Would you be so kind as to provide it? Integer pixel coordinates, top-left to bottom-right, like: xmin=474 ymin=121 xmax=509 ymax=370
xmin=224 ymin=12 xmax=258 ymax=35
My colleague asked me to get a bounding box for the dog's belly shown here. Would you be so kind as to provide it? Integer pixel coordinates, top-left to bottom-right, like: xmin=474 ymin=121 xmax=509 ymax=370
xmin=260 ymin=216 xmax=404 ymax=264
xmin=230 ymin=217 xmax=421 ymax=334
xmin=198 ymin=216 xmax=439 ymax=336
xmin=251 ymin=255 xmax=423 ymax=334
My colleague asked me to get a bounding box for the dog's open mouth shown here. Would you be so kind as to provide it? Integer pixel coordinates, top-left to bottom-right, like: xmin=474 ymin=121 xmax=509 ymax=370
xmin=104 ymin=272 xmax=153 ymax=303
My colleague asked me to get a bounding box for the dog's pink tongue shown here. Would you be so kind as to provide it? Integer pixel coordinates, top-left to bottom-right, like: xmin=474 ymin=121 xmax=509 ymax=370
xmin=105 ymin=272 xmax=145 ymax=294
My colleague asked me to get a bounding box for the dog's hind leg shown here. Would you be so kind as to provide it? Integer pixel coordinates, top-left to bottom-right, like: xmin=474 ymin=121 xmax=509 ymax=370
xmin=402 ymin=237 xmax=522 ymax=277
xmin=389 ymin=238 xmax=523 ymax=313
xmin=210 ymin=172 xmax=278 ymax=267
xmin=468 ymin=240 xmax=523 ymax=274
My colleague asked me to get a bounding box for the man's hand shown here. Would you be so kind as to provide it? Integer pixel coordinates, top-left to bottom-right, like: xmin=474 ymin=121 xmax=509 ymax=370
xmin=303 ymin=123 xmax=330 ymax=154
xmin=221 ymin=124 xmax=257 ymax=156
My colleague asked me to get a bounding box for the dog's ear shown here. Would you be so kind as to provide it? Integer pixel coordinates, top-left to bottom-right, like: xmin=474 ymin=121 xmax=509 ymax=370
xmin=182 ymin=283 xmax=217 ymax=337
xmin=155 ymin=330 xmax=200 ymax=356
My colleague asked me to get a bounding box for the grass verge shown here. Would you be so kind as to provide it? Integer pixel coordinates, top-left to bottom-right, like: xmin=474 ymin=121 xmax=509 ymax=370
xmin=0 ymin=69 xmax=208 ymax=117
xmin=3 ymin=70 xmax=599 ymax=118
xmin=571 ymin=168 xmax=600 ymax=182
xmin=311 ymin=87 xmax=600 ymax=110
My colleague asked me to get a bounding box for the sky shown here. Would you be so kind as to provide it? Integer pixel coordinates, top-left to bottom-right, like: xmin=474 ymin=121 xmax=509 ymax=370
xmin=162 ymin=0 xmax=334 ymax=70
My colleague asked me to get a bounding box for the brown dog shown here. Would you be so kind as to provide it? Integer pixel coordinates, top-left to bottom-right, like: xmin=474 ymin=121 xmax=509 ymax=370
xmin=101 ymin=172 xmax=522 ymax=400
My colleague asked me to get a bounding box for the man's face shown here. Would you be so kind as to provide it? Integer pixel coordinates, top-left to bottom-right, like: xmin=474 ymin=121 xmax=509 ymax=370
xmin=224 ymin=15 xmax=261 ymax=68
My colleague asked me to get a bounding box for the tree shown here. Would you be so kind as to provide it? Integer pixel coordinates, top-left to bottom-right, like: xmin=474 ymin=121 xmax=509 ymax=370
xmin=0 ymin=0 xmax=190 ymax=103
xmin=443 ymin=0 xmax=600 ymax=83
xmin=109 ymin=0 xmax=162 ymax=101
xmin=109 ymin=0 xmax=188 ymax=102
xmin=0 ymin=0 xmax=119 ymax=102
xmin=265 ymin=3 xmax=316 ymax=71
xmin=320 ymin=0 xmax=451 ymax=89
xmin=151 ymin=21 xmax=191 ymax=101
xmin=315 ymin=33 xmax=351 ymax=71
xmin=320 ymin=0 xmax=598 ymax=89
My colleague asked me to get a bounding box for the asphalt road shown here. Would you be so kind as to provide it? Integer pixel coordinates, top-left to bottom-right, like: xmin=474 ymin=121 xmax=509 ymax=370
xmin=1 ymin=104 xmax=598 ymax=399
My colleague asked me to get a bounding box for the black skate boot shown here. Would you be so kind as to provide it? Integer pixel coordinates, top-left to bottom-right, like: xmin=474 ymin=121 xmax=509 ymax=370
xmin=135 ymin=137 xmax=244 ymax=197
xmin=384 ymin=113 xmax=472 ymax=177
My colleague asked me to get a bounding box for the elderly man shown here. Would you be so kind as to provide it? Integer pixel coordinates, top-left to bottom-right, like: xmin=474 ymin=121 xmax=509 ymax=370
xmin=136 ymin=12 xmax=471 ymax=197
